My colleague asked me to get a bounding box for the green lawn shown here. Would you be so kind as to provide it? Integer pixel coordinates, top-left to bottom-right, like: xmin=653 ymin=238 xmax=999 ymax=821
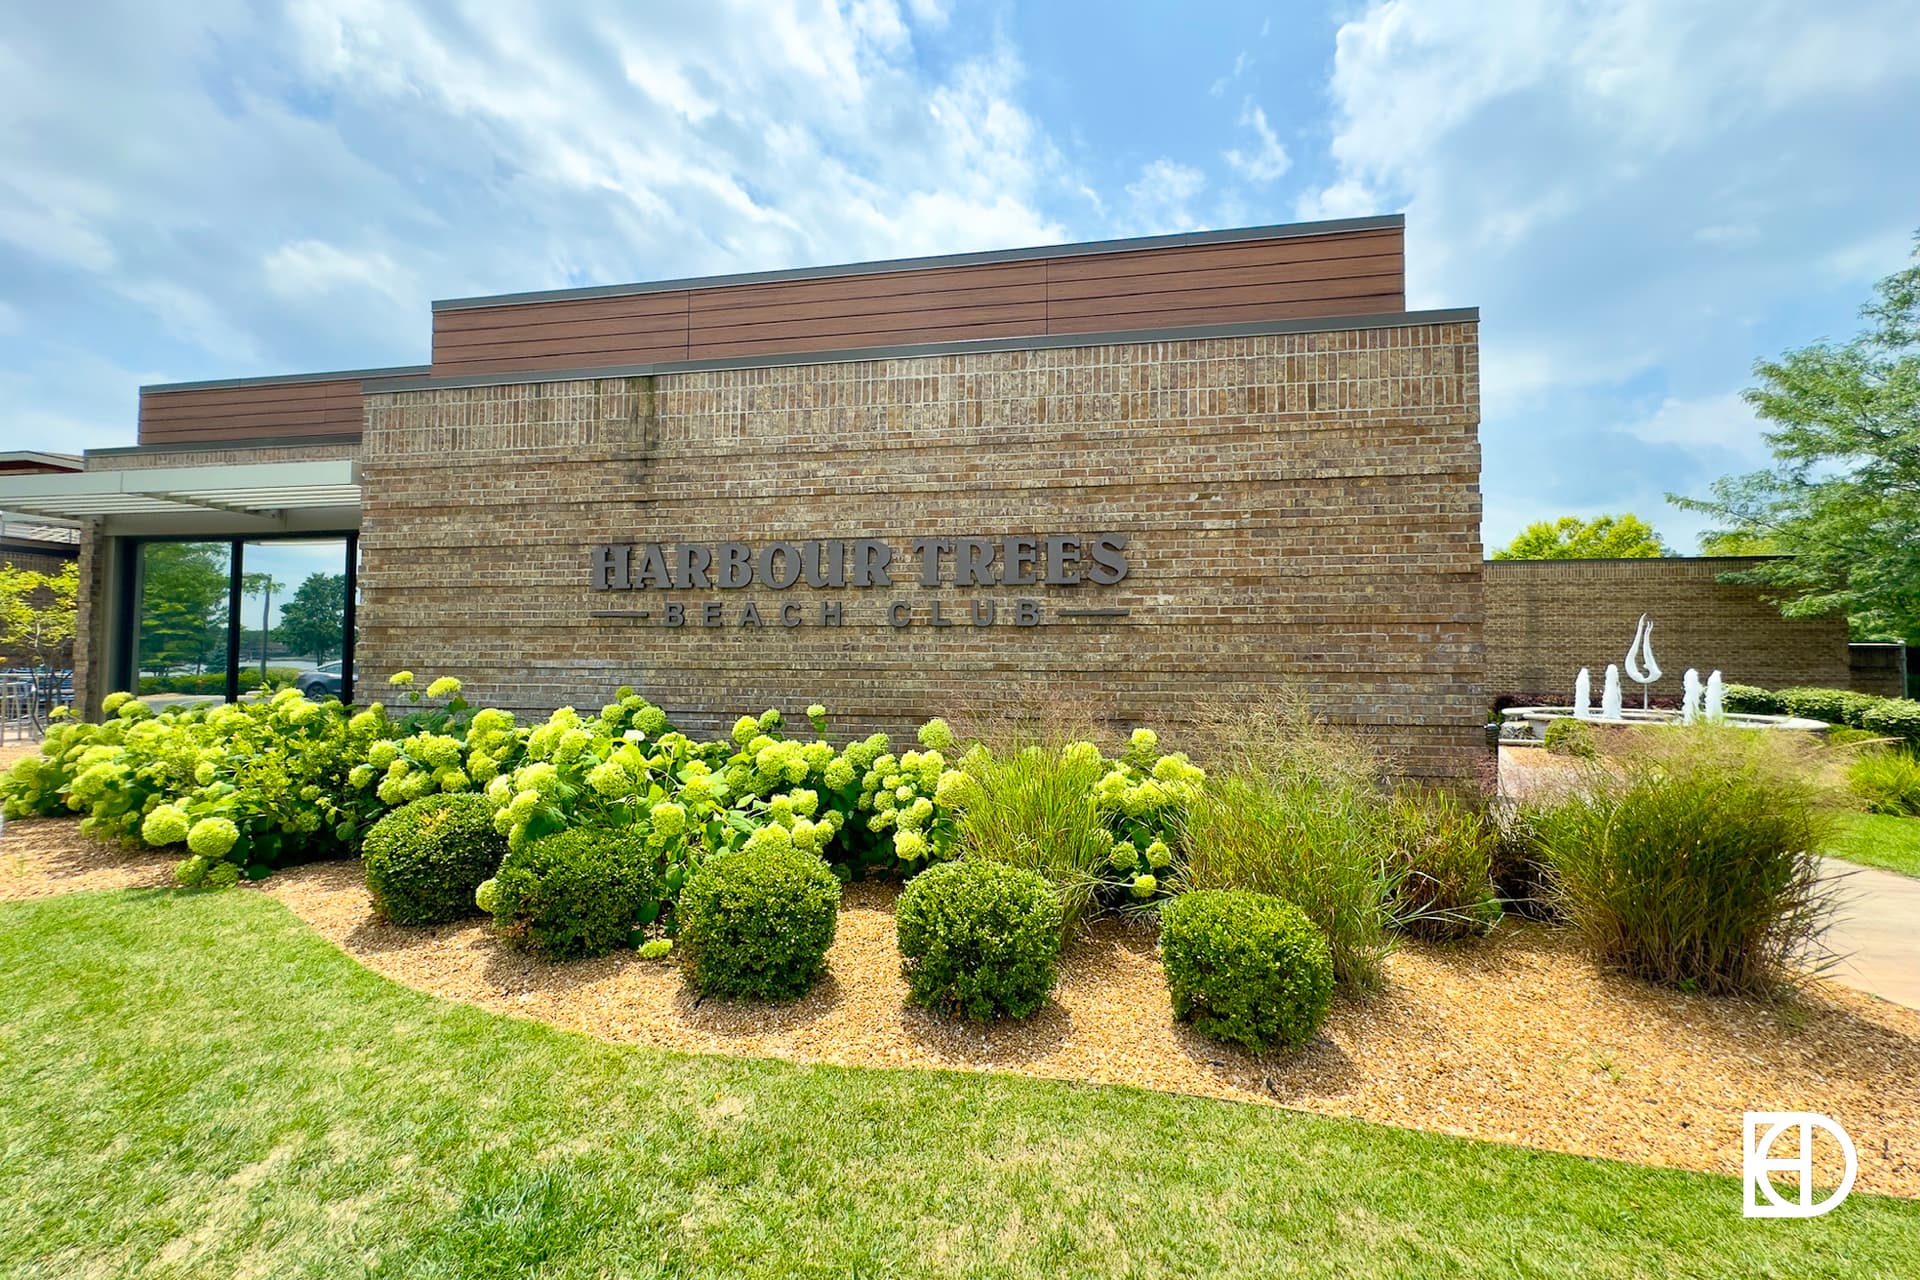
xmin=1828 ymin=810 xmax=1920 ymax=878
xmin=1 ymin=890 xmax=1916 ymax=1278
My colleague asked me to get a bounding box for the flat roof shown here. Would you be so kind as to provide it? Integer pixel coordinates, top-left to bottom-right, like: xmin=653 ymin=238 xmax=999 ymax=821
xmin=433 ymin=214 xmax=1407 ymax=312
xmin=140 ymin=365 xmax=430 ymax=396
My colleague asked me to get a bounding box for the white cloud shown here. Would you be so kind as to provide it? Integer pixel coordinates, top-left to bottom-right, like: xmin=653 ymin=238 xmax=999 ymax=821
xmin=1223 ymin=102 xmax=1290 ymax=183
xmin=1619 ymin=391 xmax=1769 ymax=459
xmin=1123 ymin=159 xmax=1207 ymax=235
xmin=1299 ymin=0 xmax=1920 ymax=546
xmin=265 ymin=240 xmax=415 ymax=306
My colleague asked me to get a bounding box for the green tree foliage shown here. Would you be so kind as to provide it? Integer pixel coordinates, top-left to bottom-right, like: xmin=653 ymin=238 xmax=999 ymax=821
xmin=0 ymin=561 xmax=79 ymax=672
xmin=1673 ymin=233 xmax=1920 ymax=642
xmin=1490 ymin=513 xmax=1668 ymax=560
xmin=137 ymin=543 xmax=228 ymax=674
xmin=277 ymin=571 xmax=345 ymax=662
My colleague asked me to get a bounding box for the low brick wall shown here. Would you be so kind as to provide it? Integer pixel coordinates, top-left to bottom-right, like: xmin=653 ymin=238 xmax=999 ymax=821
xmin=1485 ymin=557 xmax=1850 ymax=703
xmin=358 ymin=323 xmax=1487 ymax=777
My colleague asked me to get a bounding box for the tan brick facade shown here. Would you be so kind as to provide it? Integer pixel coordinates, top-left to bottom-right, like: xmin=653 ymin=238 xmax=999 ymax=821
xmin=1484 ymin=557 xmax=1850 ymax=703
xmin=358 ymin=323 xmax=1486 ymax=777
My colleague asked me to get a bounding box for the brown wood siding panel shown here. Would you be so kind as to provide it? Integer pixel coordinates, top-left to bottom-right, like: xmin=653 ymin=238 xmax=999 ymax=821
xmin=138 ymin=378 xmax=367 ymax=446
xmin=1045 ymin=272 xmax=1403 ymax=321
xmin=1044 ymin=293 xmax=1405 ymax=335
xmin=1043 ymin=228 xmax=1402 ymax=282
xmin=434 ymin=294 xmax=690 ymax=374
xmin=428 ymin=225 xmax=1408 ymax=376
xmin=689 ymin=319 xmax=1048 ymax=362
xmin=1044 ymin=251 xmax=1402 ymax=301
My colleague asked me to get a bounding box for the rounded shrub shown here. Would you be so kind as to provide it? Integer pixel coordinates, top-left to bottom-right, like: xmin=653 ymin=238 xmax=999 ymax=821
xmin=1543 ymin=718 xmax=1596 ymax=758
xmin=896 ymin=859 xmax=1064 ymax=1020
xmin=363 ymin=793 xmax=507 ymax=925
xmin=678 ymin=845 xmax=840 ymax=1000
xmin=1159 ymin=889 xmax=1335 ymax=1054
xmin=481 ymin=827 xmax=657 ymax=959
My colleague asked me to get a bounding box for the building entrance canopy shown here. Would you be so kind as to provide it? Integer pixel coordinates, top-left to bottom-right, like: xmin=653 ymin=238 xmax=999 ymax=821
xmin=0 ymin=461 xmax=360 ymax=535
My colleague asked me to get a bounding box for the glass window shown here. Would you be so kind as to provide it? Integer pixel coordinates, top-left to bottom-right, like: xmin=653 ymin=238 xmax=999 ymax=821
xmin=239 ymin=538 xmax=349 ymax=697
xmin=118 ymin=535 xmax=356 ymax=706
xmin=132 ymin=541 xmax=232 ymax=699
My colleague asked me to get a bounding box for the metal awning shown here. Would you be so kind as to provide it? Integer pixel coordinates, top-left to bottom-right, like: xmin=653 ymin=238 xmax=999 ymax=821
xmin=0 ymin=460 xmax=360 ymax=522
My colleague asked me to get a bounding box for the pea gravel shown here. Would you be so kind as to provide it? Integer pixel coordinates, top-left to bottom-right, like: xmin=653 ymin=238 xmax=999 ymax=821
xmin=5 ymin=814 xmax=1918 ymax=1198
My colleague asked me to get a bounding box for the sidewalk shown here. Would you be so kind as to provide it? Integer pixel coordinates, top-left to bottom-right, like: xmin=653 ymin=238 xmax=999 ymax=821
xmin=1821 ymin=858 xmax=1920 ymax=1012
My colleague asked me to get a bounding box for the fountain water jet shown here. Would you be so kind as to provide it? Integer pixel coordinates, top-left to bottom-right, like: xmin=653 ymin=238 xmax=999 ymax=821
xmin=1574 ymin=667 xmax=1591 ymax=719
xmin=1601 ymin=664 xmax=1624 ymax=721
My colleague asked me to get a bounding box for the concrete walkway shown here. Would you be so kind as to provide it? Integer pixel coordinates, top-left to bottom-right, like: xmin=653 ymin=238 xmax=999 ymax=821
xmin=1820 ymin=858 xmax=1920 ymax=1012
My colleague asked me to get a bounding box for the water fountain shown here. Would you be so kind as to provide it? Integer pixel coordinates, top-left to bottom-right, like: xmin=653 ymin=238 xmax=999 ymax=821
xmin=1499 ymin=617 xmax=1826 ymax=742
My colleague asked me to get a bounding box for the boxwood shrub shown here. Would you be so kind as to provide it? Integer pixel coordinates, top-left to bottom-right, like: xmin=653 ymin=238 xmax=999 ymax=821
xmin=679 ymin=845 xmax=840 ymax=1000
xmin=479 ymin=827 xmax=658 ymax=959
xmin=1159 ymin=889 xmax=1335 ymax=1053
xmin=362 ymin=793 xmax=506 ymax=925
xmin=896 ymin=858 xmax=1064 ymax=1020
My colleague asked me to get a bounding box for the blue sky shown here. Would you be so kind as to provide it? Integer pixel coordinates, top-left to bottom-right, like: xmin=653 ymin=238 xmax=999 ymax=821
xmin=3 ymin=0 xmax=1917 ymax=549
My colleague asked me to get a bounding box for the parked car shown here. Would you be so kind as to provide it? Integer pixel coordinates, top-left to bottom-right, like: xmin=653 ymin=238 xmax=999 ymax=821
xmin=295 ymin=661 xmax=344 ymax=700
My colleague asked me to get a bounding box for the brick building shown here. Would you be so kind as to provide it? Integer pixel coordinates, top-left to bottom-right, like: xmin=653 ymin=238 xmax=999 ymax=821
xmin=0 ymin=215 xmax=1493 ymax=777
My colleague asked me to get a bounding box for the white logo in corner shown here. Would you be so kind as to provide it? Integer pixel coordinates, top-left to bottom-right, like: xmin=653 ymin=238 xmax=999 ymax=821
xmin=1743 ymin=1112 xmax=1857 ymax=1218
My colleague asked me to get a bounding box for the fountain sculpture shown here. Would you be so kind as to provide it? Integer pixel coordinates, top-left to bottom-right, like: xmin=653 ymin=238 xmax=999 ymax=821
xmin=1625 ymin=614 xmax=1662 ymax=709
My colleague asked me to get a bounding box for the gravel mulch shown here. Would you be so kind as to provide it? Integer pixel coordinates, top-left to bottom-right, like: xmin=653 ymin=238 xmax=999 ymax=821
xmin=5 ymin=817 xmax=1918 ymax=1197
xmin=0 ymin=817 xmax=178 ymax=901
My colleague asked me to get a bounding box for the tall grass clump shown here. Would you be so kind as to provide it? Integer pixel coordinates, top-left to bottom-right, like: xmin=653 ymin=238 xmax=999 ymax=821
xmin=1179 ymin=693 xmax=1403 ymax=994
xmin=959 ymin=741 xmax=1116 ymax=935
xmin=1531 ymin=726 xmax=1836 ymax=996
xmin=1848 ymin=747 xmax=1920 ymax=816
xmin=1388 ymin=788 xmax=1502 ymax=941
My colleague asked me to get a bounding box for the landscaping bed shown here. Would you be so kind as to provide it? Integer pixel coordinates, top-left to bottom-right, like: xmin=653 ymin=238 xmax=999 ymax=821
xmin=8 ymin=814 xmax=1919 ymax=1199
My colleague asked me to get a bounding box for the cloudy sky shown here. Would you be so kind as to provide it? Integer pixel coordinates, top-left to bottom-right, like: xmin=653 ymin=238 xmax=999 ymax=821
xmin=3 ymin=0 xmax=1917 ymax=549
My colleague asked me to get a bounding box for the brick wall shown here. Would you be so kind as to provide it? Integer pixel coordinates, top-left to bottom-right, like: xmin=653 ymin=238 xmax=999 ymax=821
xmin=1485 ymin=557 xmax=1850 ymax=703
xmin=358 ymin=323 xmax=1485 ymax=777
xmin=0 ymin=542 xmax=78 ymax=577
xmin=87 ymin=441 xmax=361 ymax=472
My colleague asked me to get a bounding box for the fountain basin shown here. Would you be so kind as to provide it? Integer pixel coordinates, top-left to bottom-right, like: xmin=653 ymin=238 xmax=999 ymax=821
xmin=1498 ymin=706 xmax=1830 ymax=743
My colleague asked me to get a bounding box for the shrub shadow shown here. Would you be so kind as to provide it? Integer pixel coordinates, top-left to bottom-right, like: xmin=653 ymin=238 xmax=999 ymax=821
xmin=670 ymin=969 xmax=846 ymax=1036
xmin=898 ymin=994 xmax=1074 ymax=1065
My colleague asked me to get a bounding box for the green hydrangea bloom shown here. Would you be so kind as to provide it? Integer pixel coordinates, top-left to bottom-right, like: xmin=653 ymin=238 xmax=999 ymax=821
xmin=892 ymin=829 xmax=928 ymax=861
xmin=141 ymin=804 xmax=191 ymax=847
xmin=427 ymin=676 xmax=463 ymax=699
xmin=743 ymin=823 xmax=793 ymax=856
xmin=389 ymin=671 xmax=415 ymax=686
xmin=635 ymin=705 xmax=669 ymax=736
xmin=917 ymin=718 xmax=957 ymax=752
xmin=186 ymin=817 xmax=240 ymax=859
xmin=731 ymin=715 xmax=759 ymax=746
xmin=651 ymin=801 xmax=688 ymax=837
xmin=475 ymin=877 xmax=500 ymax=915
xmin=1131 ymin=873 xmax=1158 ymax=899
xmin=205 ymin=862 xmax=242 ymax=889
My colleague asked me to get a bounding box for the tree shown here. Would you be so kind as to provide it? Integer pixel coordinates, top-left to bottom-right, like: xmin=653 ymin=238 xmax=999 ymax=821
xmin=1491 ymin=513 xmax=1669 ymax=560
xmin=138 ymin=543 xmax=229 ymax=674
xmin=276 ymin=571 xmax=345 ymax=663
xmin=0 ymin=561 xmax=79 ymax=674
xmin=1672 ymin=233 xmax=1920 ymax=643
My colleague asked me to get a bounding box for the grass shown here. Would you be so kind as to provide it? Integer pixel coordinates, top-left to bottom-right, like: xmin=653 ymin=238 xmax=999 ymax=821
xmin=0 ymin=889 xmax=1915 ymax=1278
xmin=1827 ymin=809 xmax=1920 ymax=878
